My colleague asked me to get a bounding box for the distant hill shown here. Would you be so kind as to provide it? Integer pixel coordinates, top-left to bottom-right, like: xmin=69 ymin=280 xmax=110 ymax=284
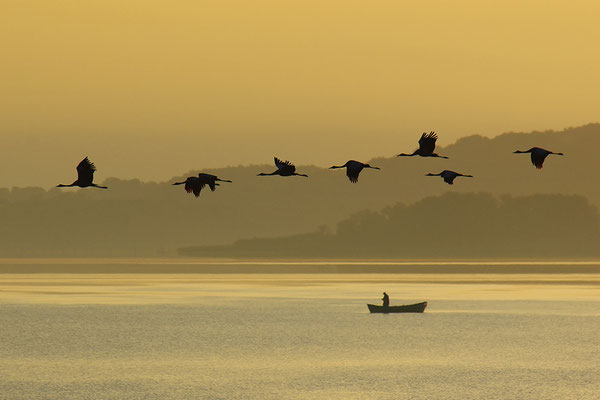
xmin=180 ymin=192 xmax=600 ymax=259
xmin=0 ymin=123 xmax=598 ymax=257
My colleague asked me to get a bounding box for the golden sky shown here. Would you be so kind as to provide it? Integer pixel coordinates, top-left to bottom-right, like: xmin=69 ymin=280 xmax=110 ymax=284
xmin=1 ymin=1 xmax=598 ymax=188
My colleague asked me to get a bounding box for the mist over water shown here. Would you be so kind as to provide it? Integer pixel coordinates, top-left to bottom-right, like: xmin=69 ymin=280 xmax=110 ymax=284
xmin=1 ymin=260 xmax=599 ymax=399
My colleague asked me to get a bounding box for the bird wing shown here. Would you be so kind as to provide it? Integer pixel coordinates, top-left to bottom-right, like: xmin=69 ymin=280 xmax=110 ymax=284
xmin=441 ymin=170 xmax=457 ymax=185
xmin=346 ymin=162 xmax=362 ymax=183
xmin=198 ymin=173 xmax=216 ymax=180
xmin=531 ymin=150 xmax=549 ymax=169
xmin=184 ymin=178 xmax=203 ymax=197
xmin=443 ymin=175 xmax=455 ymax=185
xmin=184 ymin=179 xmax=194 ymax=194
xmin=198 ymin=173 xmax=217 ymax=191
xmin=274 ymin=157 xmax=296 ymax=174
xmin=76 ymin=157 xmax=96 ymax=184
xmin=275 ymin=157 xmax=294 ymax=169
xmin=418 ymin=131 xmax=438 ymax=154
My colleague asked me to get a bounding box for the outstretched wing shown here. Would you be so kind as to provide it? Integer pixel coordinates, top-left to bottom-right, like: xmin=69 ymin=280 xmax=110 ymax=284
xmin=76 ymin=157 xmax=96 ymax=184
xmin=531 ymin=152 xmax=548 ymax=169
xmin=346 ymin=162 xmax=362 ymax=183
xmin=418 ymin=131 xmax=438 ymax=155
xmin=184 ymin=180 xmax=195 ymax=195
xmin=198 ymin=173 xmax=218 ymax=191
xmin=184 ymin=178 xmax=204 ymax=197
xmin=443 ymin=175 xmax=455 ymax=185
xmin=275 ymin=157 xmax=294 ymax=169
xmin=274 ymin=157 xmax=296 ymax=174
xmin=346 ymin=170 xmax=359 ymax=183
xmin=198 ymin=173 xmax=216 ymax=180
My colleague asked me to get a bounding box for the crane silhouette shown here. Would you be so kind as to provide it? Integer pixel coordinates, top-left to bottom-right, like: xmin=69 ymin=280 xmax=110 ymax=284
xmin=173 ymin=173 xmax=232 ymax=197
xmin=513 ymin=147 xmax=564 ymax=169
xmin=426 ymin=170 xmax=473 ymax=185
xmin=397 ymin=131 xmax=448 ymax=158
xmin=257 ymin=157 xmax=308 ymax=177
xmin=329 ymin=160 xmax=380 ymax=183
xmin=56 ymin=157 xmax=108 ymax=189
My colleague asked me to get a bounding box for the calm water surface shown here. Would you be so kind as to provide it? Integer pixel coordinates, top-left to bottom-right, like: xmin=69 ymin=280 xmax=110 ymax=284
xmin=1 ymin=261 xmax=599 ymax=399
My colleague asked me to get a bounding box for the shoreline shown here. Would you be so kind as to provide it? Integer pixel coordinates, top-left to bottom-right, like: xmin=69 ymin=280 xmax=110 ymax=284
xmin=1 ymin=258 xmax=600 ymax=274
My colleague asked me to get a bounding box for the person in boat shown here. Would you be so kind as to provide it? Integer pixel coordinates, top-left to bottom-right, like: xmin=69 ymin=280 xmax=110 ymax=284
xmin=382 ymin=292 xmax=389 ymax=308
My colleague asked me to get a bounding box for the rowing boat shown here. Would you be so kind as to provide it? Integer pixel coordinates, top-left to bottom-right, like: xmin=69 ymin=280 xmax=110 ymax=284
xmin=367 ymin=301 xmax=427 ymax=313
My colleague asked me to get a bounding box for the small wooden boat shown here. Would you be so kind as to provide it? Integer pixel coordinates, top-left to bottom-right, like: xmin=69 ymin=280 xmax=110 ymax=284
xmin=367 ymin=301 xmax=427 ymax=313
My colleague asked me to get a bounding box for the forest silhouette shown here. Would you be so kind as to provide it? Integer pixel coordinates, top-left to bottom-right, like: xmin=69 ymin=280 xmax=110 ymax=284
xmin=0 ymin=124 xmax=599 ymax=257
xmin=182 ymin=192 xmax=600 ymax=258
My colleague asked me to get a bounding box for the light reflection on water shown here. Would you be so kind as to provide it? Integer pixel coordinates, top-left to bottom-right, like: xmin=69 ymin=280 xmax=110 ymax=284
xmin=1 ymin=262 xmax=599 ymax=399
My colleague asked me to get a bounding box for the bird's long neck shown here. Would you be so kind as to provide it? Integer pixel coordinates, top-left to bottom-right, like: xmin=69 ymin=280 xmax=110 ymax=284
xmin=426 ymin=173 xmax=442 ymax=176
xmin=514 ymin=150 xmax=529 ymax=154
xmin=329 ymin=165 xmax=345 ymax=169
xmin=258 ymin=171 xmax=278 ymax=176
xmin=172 ymin=181 xmax=186 ymax=185
xmin=397 ymin=151 xmax=417 ymax=157
xmin=56 ymin=182 xmax=77 ymax=188
xmin=294 ymin=173 xmax=308 ymax=177
xmin=216 ymin=178 xmax=232 ymax=183
xmin=92 ymin=183 xmax=108 ymax=189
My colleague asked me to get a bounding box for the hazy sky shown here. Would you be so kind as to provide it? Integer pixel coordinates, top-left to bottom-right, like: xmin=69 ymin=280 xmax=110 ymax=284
xmin=1 ymin=1 xmax=598 ymax=188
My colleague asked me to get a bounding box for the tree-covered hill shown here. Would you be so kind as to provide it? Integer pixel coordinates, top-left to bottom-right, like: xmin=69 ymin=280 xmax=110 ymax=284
xmin=181 ymin=192 xmax=600 ymax=259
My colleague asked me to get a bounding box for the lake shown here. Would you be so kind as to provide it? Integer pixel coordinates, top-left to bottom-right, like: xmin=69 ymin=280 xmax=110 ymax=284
xmin=1 ymin=259 xmax=599 ymax=399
